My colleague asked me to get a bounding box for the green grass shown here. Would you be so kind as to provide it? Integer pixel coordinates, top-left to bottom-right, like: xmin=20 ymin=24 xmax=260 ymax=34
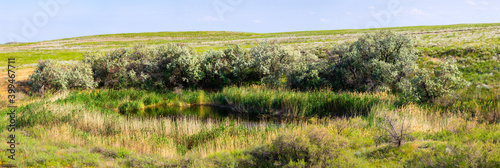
xmin=3 ymin=23 xmax=499 ymax=67
xmin=1 ymin=23 xmax=500 ymax=167
xmin=1 ymin=87 xmax=500 ymax=167
xmin=211 ymin=86 xmax=395 ymax=117
xmin=55 ymin=86 xmax=394 ymax=118
xmin=0 ymin=50 xmax=84 ymax=66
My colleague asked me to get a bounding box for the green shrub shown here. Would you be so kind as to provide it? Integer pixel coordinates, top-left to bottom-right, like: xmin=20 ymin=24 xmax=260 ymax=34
xmin=200 ymin=45 xmax=252 ymax=89
xmin=287 ymin=57 xmax=329 ymax=90
xmin=242 ymin=126 xmax=350 ymax=167
xmin=249 ymin=42 xmax=302 ymax=87
xmin=82 ymin=45 xmax=156 ymax=89
xmin=155 ymin=44 xmax=203 ymax=89
xmin=408 ymin=58 xmax=468 ymax=102
xmin=66 ymin=63 xmax=97 ymax=90
xmin=327 ymin=31 xmax=418 ymax=92
xmin=405 ymin=143 xmax=500 ymax=167
xmin=28 ymin=59 xmax=96 ymax=94
xmin=28 ymin=59 xmax=68 ymax=94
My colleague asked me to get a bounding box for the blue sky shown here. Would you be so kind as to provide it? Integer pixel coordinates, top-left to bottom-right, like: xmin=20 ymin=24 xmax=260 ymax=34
xmin=1 ymin=0 xmax=499 ymax=43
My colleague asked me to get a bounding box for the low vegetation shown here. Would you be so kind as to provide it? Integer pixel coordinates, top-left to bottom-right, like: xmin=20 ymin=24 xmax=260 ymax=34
xmin=0 ymin=24 xmax=499 ymax=167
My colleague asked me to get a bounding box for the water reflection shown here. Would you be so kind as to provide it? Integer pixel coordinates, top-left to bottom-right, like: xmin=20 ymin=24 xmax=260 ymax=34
xmin=140 ymin=105 xmax=307 ymax=130
xmin=143 ymin=105 xmax=257 ymax=120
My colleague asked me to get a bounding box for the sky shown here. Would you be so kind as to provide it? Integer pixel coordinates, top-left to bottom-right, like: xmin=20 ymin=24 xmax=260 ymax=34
xmin=1 ymin=0 xmax=499 ymax=43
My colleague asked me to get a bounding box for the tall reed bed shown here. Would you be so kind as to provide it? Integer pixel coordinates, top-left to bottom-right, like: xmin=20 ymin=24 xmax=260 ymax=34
xmin=12 ymin=99 xmax=292 ymax=159
xmin=211 ymin=86 xmax=396 ymax=117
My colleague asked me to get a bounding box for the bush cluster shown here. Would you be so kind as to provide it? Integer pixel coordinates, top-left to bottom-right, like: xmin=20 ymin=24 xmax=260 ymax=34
xmin=28 ymin=59 xmax=96 ymax=94
xmin=29 ymin=31 xmax=466 ymax=102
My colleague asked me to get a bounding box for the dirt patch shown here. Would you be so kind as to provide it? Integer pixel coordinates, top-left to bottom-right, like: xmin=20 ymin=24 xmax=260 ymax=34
xmin=0 ymin=68 xmax=34 ymax=101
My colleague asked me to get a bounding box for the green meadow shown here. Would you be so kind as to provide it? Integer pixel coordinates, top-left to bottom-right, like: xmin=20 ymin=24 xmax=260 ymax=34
xmin=0 ymin=23 xmax=499 ymax=167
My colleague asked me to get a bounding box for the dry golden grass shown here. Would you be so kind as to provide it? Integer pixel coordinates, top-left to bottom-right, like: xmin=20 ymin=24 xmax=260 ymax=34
xmin=0 ymin=68 xmax=33 ymax=101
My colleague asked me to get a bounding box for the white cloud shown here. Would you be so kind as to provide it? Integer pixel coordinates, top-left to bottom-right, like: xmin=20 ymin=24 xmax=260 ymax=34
xmin=320 ymin=18 xmax=330 ymax=23
xmin=345 ymin=12 xmax=352 ymax=15
xmin=408 ymin=8 xmax=433 ymax=18
xmin=310 ymin=11 xmax=316 ymax=15
xmin=479 ymin=1 xmax=489 ymax=5
xmin=202 ymin=16 xmax=223 ymax=22
xmin=409 ymin=8 xmax=428 ymax=15
xmin=464 ymin=0 xmax=476 ymax=6
xmin=252 ymin=19 xmax=262 ymax=23
xmin=368 ymin=6 xmax=376 ymax=10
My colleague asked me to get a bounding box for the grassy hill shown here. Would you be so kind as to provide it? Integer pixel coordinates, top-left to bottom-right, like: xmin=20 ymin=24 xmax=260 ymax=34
xmin=1 ymin=23 xmax=499 ymax=66
xmin=0 ymin=23 xmax=499 ymax=167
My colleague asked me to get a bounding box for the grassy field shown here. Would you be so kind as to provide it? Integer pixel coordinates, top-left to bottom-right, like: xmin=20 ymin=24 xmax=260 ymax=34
xmin=0 ymin=23 xmax=499 ymax=167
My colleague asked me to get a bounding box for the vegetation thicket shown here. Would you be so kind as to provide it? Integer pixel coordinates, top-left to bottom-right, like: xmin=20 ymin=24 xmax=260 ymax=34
xmin=29 ymin=31 xmax=466 ymax=105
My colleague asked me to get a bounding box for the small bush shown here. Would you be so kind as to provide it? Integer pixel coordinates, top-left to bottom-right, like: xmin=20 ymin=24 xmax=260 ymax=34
xmin=327 ymin=31 xmax=418 ymax=92
xmin=242 ymin=126 xmax=349 ymax=167
xmin=155 ymin=44 xmax=203 ymax=89
xmin=408 ymin=58 xmax=468 ymax=102
xmin=28 ymin=59 xmax=68 ymax=94
xmin=249 ymin=42 xmax=302 ymax=87
xmin=28 ymin=59 xmax=96 ymax=94
xmin=83 ymin=45 xmax=156 ymax=89
xmin=287 ymin=58 xmax=329 ymax=90
xmin=376 ymin=112 xmax=412 ymax=147
xmin=200 ymin=45 xmax=252 ymax=89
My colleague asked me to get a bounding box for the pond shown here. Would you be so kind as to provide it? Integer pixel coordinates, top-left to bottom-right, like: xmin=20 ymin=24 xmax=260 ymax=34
xmin=128 ymin=104 xmax=304 ymax=130
xmin=143 ymin=105 xmax=260 ymax=121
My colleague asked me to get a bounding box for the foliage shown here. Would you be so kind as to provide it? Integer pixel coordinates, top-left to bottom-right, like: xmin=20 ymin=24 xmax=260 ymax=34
xmin=200 ymin=45 xmax=253 ymax=89
xmin=409 ymin=58 xmax=468 ymax=102
xmin=211 ymin=86 xmax=393 ymax=117
xmin=327 ymin=31 xmax=418 ymax=92
xmin=155 ymin=43 xmax=203 ymax=89
xmin=28 ymin=59 xmax=68 ymax=94
xmin=249 ymin=42 xmax=302 ymax=87
xmin=242 ymin=127 xmax=350 ymax=167
xmin=82 ymin=45 xmax=156 ymax=89
xmin=287 ymin=58 xmax=329 ymax=90
xmin=28 ymin=59 xmax=96 ymax=94
xmin=66 ymin=63 xmax=98 ymax=90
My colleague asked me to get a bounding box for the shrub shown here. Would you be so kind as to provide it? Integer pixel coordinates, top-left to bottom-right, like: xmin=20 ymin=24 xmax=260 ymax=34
xmin=242 ymin=127 xmax=348 ymax=167
xmin=83 ymin=45 xmax=156 ymax=89
xmin=405 ymin=143 xmax=500 ymax=167
xmin=327 ymin=31 xmax=418 ymax=92
xmin=28 ymin=59 xmax=96 ymax=94
xmin=287 ymin=57 xmax=329 ymax=90
xmin=408 ymin=58 xmax=468 ymax=102
xmin=200 ymin=45 xmax=252 ymax=89
xmin=249 ymin=42 xmax=302 ymax=87
xmin=28 ymin=59 xmax=68 ymax=94
xmin=66 ymin=63 xmax=97 ymax=90
xmin=376 ymin=112 xmax=412 ymax=147
xmin=155 ymin=44 xmax=203 ymax=89
xmin=143 ymin=96 xmax=161 ymax=106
